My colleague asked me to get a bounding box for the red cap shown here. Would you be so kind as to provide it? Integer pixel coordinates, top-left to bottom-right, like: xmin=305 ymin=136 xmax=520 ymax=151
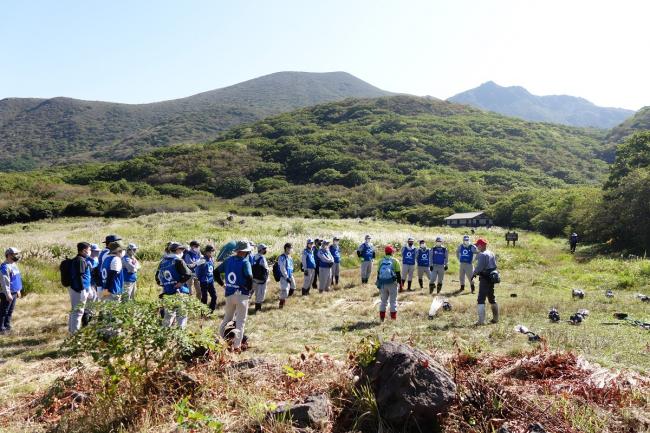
xmin=385 ymin=245 xmax=395 ymax=254
xmin=475 ymin=238 xmax=488 ymax=247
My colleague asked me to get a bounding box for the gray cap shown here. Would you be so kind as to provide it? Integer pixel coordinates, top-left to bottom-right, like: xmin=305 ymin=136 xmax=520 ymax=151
xmin=5 ymin=247 xmax=20 ymax=256
xmin=235 ymin=240 xmax=253 ymax=252
xmin=257 ymin=243 xmax=268 ymax=252
xmin=108 ymin=240 xmax=126 ymax=252
xmin=168 ymin=242 xmax=188 ymax=252
xmin=128 ymin=243 xmax=138 ymax=250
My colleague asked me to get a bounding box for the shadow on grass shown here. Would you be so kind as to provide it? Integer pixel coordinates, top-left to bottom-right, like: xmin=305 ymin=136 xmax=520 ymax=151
xmin=21 ymin=347 xmax=72 ymax=362
xmin=0 ymin=336 xmax=51 ymax=348
xmin=331 ymin=320 xmax=379 ymax=332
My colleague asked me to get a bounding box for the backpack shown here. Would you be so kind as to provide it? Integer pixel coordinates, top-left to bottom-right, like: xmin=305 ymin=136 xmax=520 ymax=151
xmin=377 ymin=257 xmax=397 ymax=284
xmin=272 ymin=256 xmax=283 ymax=282
xmin=488 ymin=270 xmax=501 ymax=284
xmin=252 ymin=256 xmax=269 ymax=281
xmin=60 ymin=257 xmax=73 ymax=287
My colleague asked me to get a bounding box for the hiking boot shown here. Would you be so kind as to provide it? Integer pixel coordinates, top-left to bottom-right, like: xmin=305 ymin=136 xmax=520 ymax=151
xmin=407 ymin=281 xmax=414 ymax=291
xmin=418 ymin=278 xmax=423 ymax=289
xmin=436 ymin=283 xmax=442 ymax=294
xmin=490 ymin=303 xmax=499 ymax=324
xmin=254 ymin=303 xmax=262 ymax=313
xmin=390 ymin=312 xmax=397 ymax=320
xmin=288 ymin=288 xmax=295 ymax=297
xmin=399 ymin=280 xmax=405 ymax=292
xmin=379 ymin=311 xmax=386 ymax=322
xmin=459 ymin=285 xmax=465 ymax=292
xmin=429 ymin=283 xmax=434 ymax=294
xmin=279 ymin=299 xmax=285 ymax=309
xmin=470 ymin=283 xmax=475 ymax=294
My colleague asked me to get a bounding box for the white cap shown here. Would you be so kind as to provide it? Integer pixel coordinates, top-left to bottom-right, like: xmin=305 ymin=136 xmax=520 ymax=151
xmin=5 ymin=247 xmax=20 ymax=256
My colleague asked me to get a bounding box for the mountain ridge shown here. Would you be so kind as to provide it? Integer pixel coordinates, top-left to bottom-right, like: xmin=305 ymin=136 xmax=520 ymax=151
xmin=449 ymin=81 xmax=634 ymax=129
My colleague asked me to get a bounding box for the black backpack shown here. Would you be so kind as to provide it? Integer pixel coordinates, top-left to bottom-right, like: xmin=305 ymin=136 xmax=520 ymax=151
xmin=272 ymin=256 xmax=283 ymax=282
xmin=252 ymin=256 xmax=269 ymax=281
xmin=60 ymin=257 xmax=73 ymax=287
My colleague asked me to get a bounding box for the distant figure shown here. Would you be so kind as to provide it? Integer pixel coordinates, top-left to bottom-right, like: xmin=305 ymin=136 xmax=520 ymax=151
xmin=401 ymin=237 xmax=417 ymax=292
xmin=159 ymin=243 xmax=193 ymax=328
xmin=301 ymin=239 xmax=316 ymax=296
xmin=122 ymin=243 xmax=141 ymax=301
xmin=569 ymin=232 xmax=578 ymax=253
xmin=416 ymin=240 xmax=431 ymax=290
xmin=183 ymin=240 xmax=203 ymax=300
xmin=312 ymin=238 xmax=321 ymax=291
xmin=457 ymin=235 xmax=477 ymax=293
xmin=196 ymin=245 xmax=218 ymax=313
xmin=87 ymin=244 xmax=101 ymax=301
xmin=330 ymin=237 xmax=341 ymax=287
xmin=505 ymin=231 xmax=512 ymax=247
xmin=317 ymin=240 xmax=334 ymax=292
xmin=472 ymin=239 xmax=498 ymax=325
xmin=0 ymin=248 xmax=22 ymax=333
xmin=277 ymin=243 xmax=296 ymax=308
xmin=250 ymin=244 xmax=269 ymax=312
xmin=101 ymin=241 xmax=126 ymax=302
xmin=429 ymin=236 xmax=448 ymax=294
xmin=376 ymin=245 xmax=401 ymax=321
xmin=69 ymin=242 xmax=92 ymax=334
xmin=357 ymin=235 xmax=376 ymax=284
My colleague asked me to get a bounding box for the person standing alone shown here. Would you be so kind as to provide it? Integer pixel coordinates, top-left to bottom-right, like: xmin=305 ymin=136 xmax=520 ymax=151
xmin=401 ymin=237 xmax=417 ymax=292
xmin=376 ymin=246 xmax=401 ymax=321
xmin=357 ymin=235 xmax=375 ymax=284
xmin=472 ymin=238 xmax=499 ymax=325
xmin=457 ymin=235 xmax=477 ymax=293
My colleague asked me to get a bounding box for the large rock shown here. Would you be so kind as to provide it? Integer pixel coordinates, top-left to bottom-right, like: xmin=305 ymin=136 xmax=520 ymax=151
xmin=270 ymin=394 xmax=331 ymax=428
xmin=362 ymin=342 xmax=456 ymax=431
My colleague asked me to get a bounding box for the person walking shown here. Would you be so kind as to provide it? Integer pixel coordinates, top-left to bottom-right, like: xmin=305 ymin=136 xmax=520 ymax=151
xmin=0 ymin=248 xmax=22 ymax=333
xmin=317 ymin=240 xmax=334 ymax=292
xmin=301 ymin=239 xmax=316 ymax=295
xmin=472 ymin=238 xmax=499 ymax=325
xmin=196 ymin=245 xmax=217 ymax=313
xmin=429 ymin=236 xmax=448 ymax=294
xmin=401 ymin=237 xmax=417 ymax=292
xmin=251 ymin=244 xmax=269 ymax=312
xmin=330 ymin=237 xmax=341 ymax=286
xmin=101 ymin=241 xmax=126 ymax=302
xmin=159 ymin=242 xmax=193 ymax=328
xmin=457 ymin=235 xmax=477 ymax=293
xmin=215 ymin=240 xmax=254 ymax=352
xmin=569 ymin=232 xmax=578 ymax=254
xmin=376 ymin=245 xmax=402 ymax=321
xmin=68 ymin=242 xmax=92 ymax=334
xmin=183 ymin=240 xmax=204 ymax=300
xmin=357 ymin=235 xmax=375 ymax=284
xmin=122 ymin=243 xmax=141 ymax=301
xmin=416 ymin=240 xmax=431 ymax=290
xmin=277 ymin=243 xmax=296 ymax=307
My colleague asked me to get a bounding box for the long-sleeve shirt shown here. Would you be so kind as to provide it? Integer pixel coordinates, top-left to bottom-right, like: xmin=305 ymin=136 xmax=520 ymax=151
xmin=473 ymin=250 xmax=498 ymax=277
xmin=1 ymin=261 xmax=22 ymax=296
xmin=277 ymin=254 xmax=293 ymax=279
xmin=317 ymin=247 xmax=334 ymax=267
xmin=429 ymin=246 xmax=449 ymax=266
xmin=71 ymin=255 xmax=91 ymax=292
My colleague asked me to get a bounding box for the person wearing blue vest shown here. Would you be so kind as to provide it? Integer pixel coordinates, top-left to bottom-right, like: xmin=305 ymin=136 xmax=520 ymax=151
xmin=87 ymin=243 xmax=101 ymax=301
xmin=122 ymin=243 xmax=141 ymax=301
xmin=101 ymin=241 xmax=126 ymax=301
xmin=215 ymin=240 xmax=254 ymax=352
xmin=317 ymin=240 xmax=334 ymax=292
xmin=183 ymin=240 xmax=204 ymax=300
xmin=301 ymin=239 xmax=316 ymax=296
xmin=277 ymin=243 xmax=296 ymax=307
xmin=159 ymin=242 xmax=193 ymax=328
xmin=356 ymin=235 xmax=376 ymax=284
xmin=97 ymin=234 xmax=121 ymax=300
xmin=401 ymin=237 xmax=417 ymax=292
xmin=330 ymin=237 xmax=341 ymax=287
xmin=0 ymin=247 xmax=22 ymax=333
xmin=416 ymin=240 xmax=431 ymax=290
xmin=428 ymin=236 xmax=449 ymax=294
xmin=312 ymin=239 xmax=321 ymax=291
xmin=457 ymin=235 xmax=477 ymax=293
xmin=69 ymin=242 xmax=92 ymax=334
xmin=196 ymin=245 xmax=217 ymax=313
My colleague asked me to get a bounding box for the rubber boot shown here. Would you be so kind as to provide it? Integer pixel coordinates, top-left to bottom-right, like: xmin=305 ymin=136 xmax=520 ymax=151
xmin=301 ymin=288 xmax=308 ymax=296
xmin=362 ymin=278 xmax=367 ymax=284
xmin=254 ymin=303 xmax=262 ymax=313
xmin=418 ymin=278 xmax=423 ymax=289
xmin=490 ymin=303 xmax=499 ymax=324
xmin=459 ymin=285 xmax=465 ymax=292
xmin=379 ymin=311 xmax=386 ymax=322
xmin=407 ymin=280 xmax=413 ymax=291
xmin=288 ymin=288 xmax=295 ymax=297
xmin=470 ymin=283 xmax=475 ymax=294
xmin=335 ymin=276 xmax=339 ymax=285
xmin=476 ymin=304 xmax=486 ymax=325
xmin=279 ymin=299 xmax=285 ymax=309
xmin=429 ymin=283 xmax=435 ymax=294
xmin=390 ymin=312 xmax=397 ymax=320
xmin=436 ymin=283 xmax=442 ymax=294
xmin=399 ymin=280 xmax=405 ymax=292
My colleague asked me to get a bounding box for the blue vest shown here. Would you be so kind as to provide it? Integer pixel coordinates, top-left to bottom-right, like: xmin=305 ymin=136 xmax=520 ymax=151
xmin=97 ymin=249 xmax=109 ymax=286
xmin=284 ymin=254 xmax=294 ymax=278
xmin=122 ymin=256 xmax=138 ymax=283
xmin=1 ymin=263 xmax=22 ymax=293
xmin=101 ymin=255 xmax=124 ymax=295
xmin=313 ymin=246 xmax=321 ymax=266
xmin=416 ymin=248 xmax=429 ymax=266
xmin=183 ymin=249 xmax=201 ymax=266
xmin=318 ymin=249 xmax=333 ymax=268
xmin=224 ymin=256 xmax=251 ymax=296
xmin=431 ymin=247 xmax=447 ymax=265
xmin=304 ymin=248 xmax=316 ymax=269
xmin=159 ymin=256 xmax=190 ymax=295
xmin=359 ymin=243 xmax=374 ymax=261
xmin=402 ymin=246 xmax=416 ymax=265
xmin=197 ymin=257 xmax=214 ymax=284
xmin=458 ymin=245 xmax=474 ymax=263
xmin=330 ymin=245 xmax=341 ymax=263
xmin=71 ymin=257 xmax=91 ymax=291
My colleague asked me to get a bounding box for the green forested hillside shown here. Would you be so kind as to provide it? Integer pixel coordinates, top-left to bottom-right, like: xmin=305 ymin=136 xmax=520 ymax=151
xmin=0 ymin=95 xmax=610 ymax=231
xmin=0 ymin=72 xmax=390 ymax=170
xmin=606 ymin=106 xmax=650 ymax=142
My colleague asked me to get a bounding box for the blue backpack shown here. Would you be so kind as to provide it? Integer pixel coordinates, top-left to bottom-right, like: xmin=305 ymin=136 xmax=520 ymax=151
xmin=377 ymin=257 xmax=396 ymax=285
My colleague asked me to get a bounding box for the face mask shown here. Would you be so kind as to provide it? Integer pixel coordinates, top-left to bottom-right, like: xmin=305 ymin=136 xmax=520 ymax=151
xmin=420 ymin=244 xmax=425 ymax=248
xmin=333 ymin=241 xmax=339 ymax=246
xmin=463 ymin=241 xmax=470 ymax=246
xmin=192 ymin=247 xmax=200 ymax=253
xmin=176 ymin=252 xmax=183 ymax=259
xmin=436 ymin=242 xmax=442 ymax=247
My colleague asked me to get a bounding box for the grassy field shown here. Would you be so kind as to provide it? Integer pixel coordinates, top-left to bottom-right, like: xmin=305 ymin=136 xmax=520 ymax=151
xmin=0 ymin=211 xmax=649 ymax=432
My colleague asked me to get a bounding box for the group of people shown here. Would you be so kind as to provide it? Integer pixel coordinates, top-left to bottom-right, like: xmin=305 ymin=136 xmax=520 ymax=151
xmin=2 ymin=231 xmax=499 ymax=350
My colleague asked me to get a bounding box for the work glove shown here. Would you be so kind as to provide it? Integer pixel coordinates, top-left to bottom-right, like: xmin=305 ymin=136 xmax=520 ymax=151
xmin=444 ymin=265 xmax=448 ymax=271
xmin=429 ymin=266 xmax=433 ymax=272
xmin=304 ymin=271 xmax=308 ymax=276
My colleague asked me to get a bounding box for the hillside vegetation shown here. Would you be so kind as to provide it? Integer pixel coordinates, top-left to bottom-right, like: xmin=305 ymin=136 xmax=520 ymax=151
xmin=607 ymin=106 xmax=650 ymax=142
xmin=0 ymin=213 xmax=649 ymax=432
xmin=449 ymin=81 xmax=635 ymax=129
xmin=0 ymin=72 xmax=390 ymax=170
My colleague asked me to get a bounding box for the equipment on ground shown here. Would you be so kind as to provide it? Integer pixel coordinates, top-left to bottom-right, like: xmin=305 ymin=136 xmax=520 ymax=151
xmin=514 ymin=324 xmax=541 ymax=342
xmin=569 ymin=309 xmax=589 ymax=325
xmin=636 ymin=293 xmax=650 ymax=303
xmin=548 ymin=307 xmax=560 ymax=323
xmin=428 ymin=297 xmax=450 ymax=319
xmin=605 ymin=290 xmax=614 ymax=298
xmin=571 ymin=289 xmax=585 ymax=299
xmin=613 ymin=312 xmax=650 ymax=331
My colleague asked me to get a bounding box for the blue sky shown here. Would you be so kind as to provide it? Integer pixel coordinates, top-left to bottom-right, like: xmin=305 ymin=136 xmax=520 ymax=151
xmin=1 ymin=0 xmax=648 ymax=109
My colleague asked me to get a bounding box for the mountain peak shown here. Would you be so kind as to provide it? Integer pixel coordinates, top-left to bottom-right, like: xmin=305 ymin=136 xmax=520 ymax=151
xmin=449 ymin=82 xmax=634 ymax=128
